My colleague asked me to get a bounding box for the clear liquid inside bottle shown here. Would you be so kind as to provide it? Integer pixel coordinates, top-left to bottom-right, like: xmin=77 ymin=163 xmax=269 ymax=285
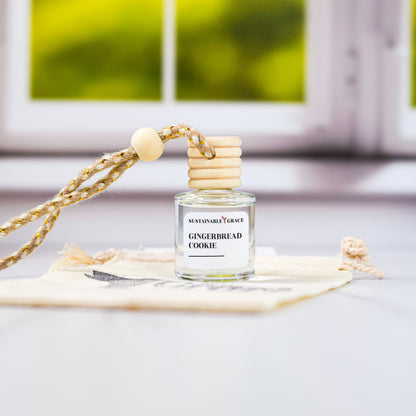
xmin=175 ymin=189 xmax=255 ymax=281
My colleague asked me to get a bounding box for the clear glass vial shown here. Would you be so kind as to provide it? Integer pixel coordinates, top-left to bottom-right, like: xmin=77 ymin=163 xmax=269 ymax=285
xmin=175 ymin=189 xmax=255 ymax=281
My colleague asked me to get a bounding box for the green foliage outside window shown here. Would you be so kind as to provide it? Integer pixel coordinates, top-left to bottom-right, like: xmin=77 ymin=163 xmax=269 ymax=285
xmin=176 ymin=0 xmax=305 ymax=101
xmin=31 ymin=0 xmax=305 ymax=102
xmin=31 ymin=0 xmax=162 ymax=100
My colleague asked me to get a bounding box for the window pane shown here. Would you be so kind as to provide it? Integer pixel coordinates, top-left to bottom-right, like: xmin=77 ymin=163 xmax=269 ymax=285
xmin=176 ymin=0 xmax=305 ymax=101
xmin=31 ymin=0 xmax=162 ymax=100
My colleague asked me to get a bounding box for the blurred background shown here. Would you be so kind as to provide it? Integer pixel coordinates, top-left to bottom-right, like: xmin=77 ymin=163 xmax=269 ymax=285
xmin=1 ymin=0 xmax=416 ymax=275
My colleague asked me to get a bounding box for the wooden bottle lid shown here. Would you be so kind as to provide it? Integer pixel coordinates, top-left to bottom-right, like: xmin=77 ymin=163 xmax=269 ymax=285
xmin=187 ymin=147 xmax=242 ymax=158
xmin=188 ymin=136 xmax=242 ymax=190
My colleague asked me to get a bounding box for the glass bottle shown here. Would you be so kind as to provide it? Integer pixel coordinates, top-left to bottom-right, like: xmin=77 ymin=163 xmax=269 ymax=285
xmin=174 ymin=137 xmax=255 ymax=281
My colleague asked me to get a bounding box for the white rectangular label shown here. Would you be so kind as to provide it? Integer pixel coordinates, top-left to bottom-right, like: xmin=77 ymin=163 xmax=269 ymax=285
xmin=184 ymin=211 xmax=249 ymax=270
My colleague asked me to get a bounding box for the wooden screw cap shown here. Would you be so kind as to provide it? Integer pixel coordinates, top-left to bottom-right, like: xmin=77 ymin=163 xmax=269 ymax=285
xmin=131 ymin=127 xmax=164 ymax=162
xmin=188 ymin=136 xmax=242 ymax=189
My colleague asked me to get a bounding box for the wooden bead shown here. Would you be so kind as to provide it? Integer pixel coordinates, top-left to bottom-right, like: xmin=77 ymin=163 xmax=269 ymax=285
xmin=188 ymin=178 xmax=242 ymax=190
xmin=187 ymin=147 xmax=242 ymax=158
xmin=131 ymin=127 xmax=164 ymax=162
xmin=188 ymin=168 xmax=241 ymax=179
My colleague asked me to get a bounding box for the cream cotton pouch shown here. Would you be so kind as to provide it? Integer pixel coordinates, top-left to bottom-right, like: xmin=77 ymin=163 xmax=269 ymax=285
xmin=0 ymin=240 xmax=382 ymax=313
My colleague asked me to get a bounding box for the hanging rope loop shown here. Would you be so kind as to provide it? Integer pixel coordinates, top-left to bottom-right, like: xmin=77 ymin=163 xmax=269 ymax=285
xmin=0 ymin=124 xmax=215 ymax=271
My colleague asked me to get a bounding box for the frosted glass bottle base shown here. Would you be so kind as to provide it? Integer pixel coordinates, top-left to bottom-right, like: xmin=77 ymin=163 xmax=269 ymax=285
xmin=176 ymin=271 xmax=254 ymax=282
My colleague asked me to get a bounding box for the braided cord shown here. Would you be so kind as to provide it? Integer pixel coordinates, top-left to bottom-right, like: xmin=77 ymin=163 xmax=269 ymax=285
xmin=0 ymin=125 xmax=214 ymax=271
xmin=0 ymin=148 xmax=138 ymax=270
xmin=159 ymin=124 xmax=216 ymax=159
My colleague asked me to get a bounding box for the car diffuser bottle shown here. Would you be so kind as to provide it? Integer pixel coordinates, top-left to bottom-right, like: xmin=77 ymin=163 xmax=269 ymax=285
xmin=175 ymin=136 xmax=255 ymax=281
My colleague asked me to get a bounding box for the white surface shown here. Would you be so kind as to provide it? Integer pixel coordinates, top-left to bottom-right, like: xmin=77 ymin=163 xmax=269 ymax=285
xmin=0 ymin=179 xmax=415 ymax=415
xmin=0 ymin=244 xmax=414 ymax=416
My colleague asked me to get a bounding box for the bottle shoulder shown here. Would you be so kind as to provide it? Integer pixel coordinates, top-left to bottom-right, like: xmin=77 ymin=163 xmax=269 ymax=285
xmin=175 ymin=189 xmax=255 ymax=207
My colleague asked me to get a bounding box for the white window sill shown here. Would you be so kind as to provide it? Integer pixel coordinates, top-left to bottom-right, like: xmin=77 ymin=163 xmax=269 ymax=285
xmin=0 ymin=156 xmax=415 ymax=197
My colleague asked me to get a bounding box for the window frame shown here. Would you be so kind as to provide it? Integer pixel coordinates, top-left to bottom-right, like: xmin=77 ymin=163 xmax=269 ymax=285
xmin=0 ymin=0 xmax=353 ymax=155
xmin=380 ymin=0 xmax=416 ymax=155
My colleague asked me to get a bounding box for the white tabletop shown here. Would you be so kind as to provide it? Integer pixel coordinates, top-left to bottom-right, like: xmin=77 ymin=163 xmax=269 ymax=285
xmin=0 ymin=246 xmax=414 ymax=416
